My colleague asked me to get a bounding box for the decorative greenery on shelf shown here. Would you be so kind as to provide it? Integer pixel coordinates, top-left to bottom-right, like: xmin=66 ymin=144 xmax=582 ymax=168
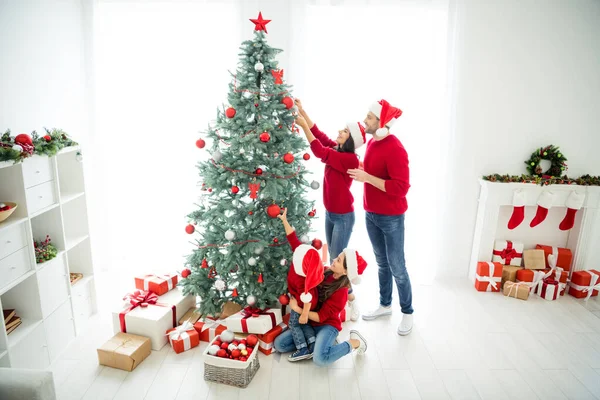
xmin=0 ymin=128 xmax=78 ymax=163
xmin=34 ymin=235 xmax=58 ymax=264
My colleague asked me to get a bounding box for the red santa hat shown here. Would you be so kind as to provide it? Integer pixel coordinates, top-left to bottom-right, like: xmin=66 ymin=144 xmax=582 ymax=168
xmin=369 ymin=99 xmax=403 ymax=136
xmin=293 ymin=244 xmax=325 ymax=304
xmin=345 ymin=121 xmax=366 ymax=149
xmin=344 ymin=248 xmax=367 ymax=284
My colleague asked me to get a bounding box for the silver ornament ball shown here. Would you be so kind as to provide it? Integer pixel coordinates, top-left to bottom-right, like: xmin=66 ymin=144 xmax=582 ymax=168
xmin=240 ymin=148 xmax=245 ymax=154
xmin=12 ymin=144 xmax=23 ymax=152
xmin=310 ymin=181 xmax=320 ymax=190
xmin=247 ymin=295 xmax=257 ymax=306
xmin=215 ymin=279 xmax=226 ymax=291
xmin=254 ymin=62 xmax=264 ymax=72
xmin=225 ymin=230 xmax=236 ymax=241
xmin=248 ymin=257 xmax=257 ymax=266
xmin=300 ymin=235 xmax=310 ymax=244
xmin=280 ymin=259 xmax=287 ymax=266
xmin=254 ymin=246 xmax=264 ymax=255
xmin=213 ymin=150 xmax=222 ymax=162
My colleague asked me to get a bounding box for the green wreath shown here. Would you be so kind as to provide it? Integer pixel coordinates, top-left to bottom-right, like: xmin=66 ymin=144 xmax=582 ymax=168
xmin=525 ymin=145 xmax=567 ymax=177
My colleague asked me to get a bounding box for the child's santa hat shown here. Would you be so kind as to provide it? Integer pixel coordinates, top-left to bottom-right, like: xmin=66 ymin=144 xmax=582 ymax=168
xmin=345 ymin=121 xmax=366 ymax=149
xmin=344 ymin=249 xmax=367 ymax=284
xmin=292 ymin=244 xmax=325 ymax=303
xmin=369 ymin=99 xmax=403 ymax=136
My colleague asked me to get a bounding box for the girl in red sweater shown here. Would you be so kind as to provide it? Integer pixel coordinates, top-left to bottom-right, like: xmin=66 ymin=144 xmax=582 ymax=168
xmin=294 ymin=99 xmax=365 ymax=321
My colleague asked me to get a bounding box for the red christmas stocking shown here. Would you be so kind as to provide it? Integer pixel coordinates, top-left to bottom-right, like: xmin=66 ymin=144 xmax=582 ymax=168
xmin=530 ymin=191 xmax=555 ymax=228
xmin=559 ymin=191 xmax=585 ymax=231
xmin=508 ymin=190 xmax=526 ymax=230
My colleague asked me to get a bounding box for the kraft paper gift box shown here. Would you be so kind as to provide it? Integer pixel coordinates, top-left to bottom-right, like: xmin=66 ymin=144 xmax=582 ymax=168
xmin=492 ymin=240 xmax=523 ymax=267
xmin=134 ymin=274 xmax=178 ymax=296
xmin=225 ymin=307 xmax=283 ymax=335
xmin=503 ymin=281 xmax=530 ymax=300
xmin=502 ymin=265 xmax=523 ymax=287
xmin=516 ymin=269 xmax=550 ymax=292
xmin=536 ymin=278 xmax=562 ymax=301
xmin=112 ymin=289 xmax=196 ymax=350
xmin=523 ymin=249 xmax=546 ymax=270
xmin=167 ymin=321 xmax=200 ymax=354
xmin=257 ymin=313 xmax=291 ymax=355
xmin=220 ymin=301 xmax=243 ymax=319
xmin=474 ymin=261 xmax=503 ymax=292
xmin=193 ymin=318 xmax=227 ymax=343
xmin=97 ymin=332 xmax=151 ymax=372
xmin=568 ymin=269 xmax=600 ymax=300
xmin=535 ymin=244 xmax=573 ymax=271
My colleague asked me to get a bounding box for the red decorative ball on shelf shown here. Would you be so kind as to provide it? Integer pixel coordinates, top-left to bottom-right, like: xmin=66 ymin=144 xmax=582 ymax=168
xmin=185 ymin=224 xmax=195 ymax=234
xmin=303 ymin=153 xmax=310 ymax=161
xmin=44 ymin=135 xmax=52 ymax=142
xmin=259 ymin=132 xmax=271 ymax=143
xmin=278 ymin=294 xmax=290 ymax=305
xmin=266 ymin=204 xmax=281 ymax=218
xmin=282 ymin=97 xmax=293 ymax=109
xmin=14 ymin=133 xmax=33 ymax=146
xmin=283 ymin=153 xmax=294 ymax=164
xmin=226 ymin=107 xmax=236 ymax=118
xmin=231 ymin=186 xmax=239 ymax=194
xmin=311 ymin=238 xmax=323 ymax=250
xmin=181 ymin=269 xmax=191 ymax=278
xmin=255 ymin=168 xmax=263 ymax=175
xmin=196 ymin=139 xmax=206 ymax=149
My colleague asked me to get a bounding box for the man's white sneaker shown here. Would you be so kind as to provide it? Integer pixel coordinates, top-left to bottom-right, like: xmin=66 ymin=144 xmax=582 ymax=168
xmin=361 ymin=305 xmax=392 ymax=321
xmin=397 ymin=313 xmax=413 ymax=336
xmin=349 ymin=300 xmax=360 ymax=321
xmin=350 ymin=330 xmax=367 ymax=355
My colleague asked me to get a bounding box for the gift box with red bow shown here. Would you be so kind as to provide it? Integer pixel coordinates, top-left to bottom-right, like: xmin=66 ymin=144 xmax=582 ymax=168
xmin=492 ymin=240 xmax=524 ymax=267
xmin=167 ymin=321 xmax=200 ymax=354
xmin=568 ymin=269 xmax=600 ymax=300
xmin=516 ymin=269 xmax=550 ymax=292
xmin=256 ymin=313 xmax=291 ymax=355
xmin=224 ymin=307 xmax=283 ymax=335
xmin=535 ymin=244 xmax=573 ymax=272
xmin=536 ymin=277 xmax=563 ymax=301
xmin=193 ymin=318 xmax=227 ymax=343
xmin=134 ymin=274 xmax=178 ymax=296
xmin=474 ymin=261 xmax=503 ymax=292
xmin=111 ymin=289 xmax=195 ymax=350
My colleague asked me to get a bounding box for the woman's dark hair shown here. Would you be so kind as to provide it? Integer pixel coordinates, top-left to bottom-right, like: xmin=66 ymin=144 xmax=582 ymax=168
xmin=317 ymin=255 xmax=351 ymax=306
xmin=337 ymin=135 xmax=355 ymax=154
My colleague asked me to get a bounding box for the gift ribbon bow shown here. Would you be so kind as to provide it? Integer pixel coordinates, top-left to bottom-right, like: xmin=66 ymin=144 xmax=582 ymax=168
xmin=141 ymin=274 xmax=175 ymax=292
xmin=199 ymin=318 xmax=222 ymax=333
xmin=239 ymin=307 xmax=277 ymax=333
xmin=568 ymin=271 xmax=600 ymax=301
xmin=475 ymin=262 xmax=501 ymax=291
xmin=119 ymin=290 xmax=176 ymax=333
xmin=493 ymin=241 xmax=522 ymax=265
xmin=538 ymin=277 xmax=561 ymax=300
xmin=167 ymin=321 xmax=195 ymax=340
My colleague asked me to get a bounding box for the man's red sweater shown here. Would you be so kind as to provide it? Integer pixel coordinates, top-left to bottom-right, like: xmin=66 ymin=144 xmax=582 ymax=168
xmin=311 ymin=271 xmax=348 ymax=332
xmin=363 ymin=134 xmax=410 ymax=215
xmin=309 ymin=124 xmax=359 ymax=214
xmin=286 ymin=231 xmax=319 ymax=310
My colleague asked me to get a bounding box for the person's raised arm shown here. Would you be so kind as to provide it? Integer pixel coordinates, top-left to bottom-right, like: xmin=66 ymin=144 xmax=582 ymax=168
xmin=277 ymin=207 xmax=294 ymax=235
xmin=295 ymin=98 xmax=314 ymax=129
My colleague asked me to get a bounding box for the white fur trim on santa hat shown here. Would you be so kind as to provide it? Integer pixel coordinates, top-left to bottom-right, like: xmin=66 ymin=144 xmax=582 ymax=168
xmin=537 ymin=191 xmax=555 ymax=209
xmin=369 ymin=101 xmax=382 ymax=117
xmin=375 ymin=127 xmax=389 ymax=137
xmin=300 ymin=292 xmax=312 ymax=303
xmin=346 ymin=121 xmax=366 ymax=149
xmin=344 ymin=248 xmax=359 ymax=284
xmin=293 ymin=244 xmax=315 ymax=277
xmin=566 ymin=191 xmax=585 ymax=210
xmin=512 ymin=189 xmax=526 ymax=207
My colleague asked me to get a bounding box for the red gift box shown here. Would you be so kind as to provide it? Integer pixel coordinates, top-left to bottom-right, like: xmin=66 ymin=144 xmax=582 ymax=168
xmin=536 ymin=278 xmax=561 ymax=301
xmin=193 ymin=318 xmax=227 ymax=343
xmin=516 ymin=269 xmax=551 ymax=292
xmin=135 ymin=274 xmax=178 ymax=296
xmin=535 ymin=245 xmax=573 ymax=271
xmin=167 ymin=321 xmax=200 ymax=354
xmin=475 ymin=262 xmax=503 ymax=292
xmin=568 ymin=269 xmax=600 ymax=300
xmin=257 ymin=314 xmax=291 ymax=355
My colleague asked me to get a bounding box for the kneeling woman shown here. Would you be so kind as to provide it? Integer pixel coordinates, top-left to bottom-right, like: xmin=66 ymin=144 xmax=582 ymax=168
xmin=274 ymin=246 xmax=368 ymax=366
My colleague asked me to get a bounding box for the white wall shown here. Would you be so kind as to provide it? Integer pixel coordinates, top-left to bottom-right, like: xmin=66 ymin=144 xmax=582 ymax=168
xmin=439 ymin=0 xmax=600 ymax=277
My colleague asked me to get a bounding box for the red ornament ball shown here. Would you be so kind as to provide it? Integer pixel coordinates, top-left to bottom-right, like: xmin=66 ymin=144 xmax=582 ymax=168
xmin=259 ymin=132 xmax=271 ymax=143
xmin=217 ymin=349 xmax=227 ymax=358
xmin=181 ymin=269 xmax=191 ymax=278
xmin=196 ymin=139 xmax=206 ymax=149
xmin=255 ymin=168 xmax=263 ymax=175
xmin=273 ymin=238 xmax=279 ymax=243
xmin=44 ymin=135 xmax=52 ymax=142
xmin=254 ymin=103 xmax=259 ymax=107
xmin=232 ymin=349 xmax=241 ymax=358
xmin=283 ymin=153 xmax=294 ymax=164
xmin=282 ymin=97 xmax=293 ymax=109
xmin=303 ymin=153 xmax=310 ymax=161
xmin=248 ymin=211 xmax=254 ymax=215
xmin=246 ymin=335 xmax=259 ymax=347
xmin=311 ymin=238 xmax=323 ymax=250
xmin=231 ymin=186 xmax=239 ymax=194
xmin=267 ymin=204 xmax=281 ymax=218
xmin=308 ymin=211 xmax=315 ymax=217
xmin=208 ymin=188 xmax=213 ymax=192
xmin=279 ymin=294 xmax=290 ymax=305
xmin=220 ymin=342 xmax=229 ymax=350
xmin=14 ymin=133 xmax=33 ymax=146
xmin=213 ymin=340 xmax=222 ymax=348
xmin=226 ymin=107 xmax=236 ymax=118
xmin=185 ymin=224 xmax=195 ymax=234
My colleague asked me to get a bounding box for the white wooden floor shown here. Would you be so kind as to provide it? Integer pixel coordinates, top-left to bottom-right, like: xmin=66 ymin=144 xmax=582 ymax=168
xmin=49 ymin=271 xmax=600 ymax=400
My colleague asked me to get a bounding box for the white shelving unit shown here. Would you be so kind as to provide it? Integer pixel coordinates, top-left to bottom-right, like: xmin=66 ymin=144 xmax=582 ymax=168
xmin=0 ymin=147 xmax=97 ymax=369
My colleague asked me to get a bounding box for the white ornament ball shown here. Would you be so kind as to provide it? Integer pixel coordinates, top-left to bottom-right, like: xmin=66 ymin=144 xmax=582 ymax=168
xmin=213 ymin=150 xmax=222 ymax=162
xmin=0 ymin=203 xmax=5 ymax=208
xmin=240 ymin=148 xmax=245 ymax=154
xmin=310 ymin=180 xmax=320 ymax=190
xmin=280 ymin=259 xmax=287 ymax=266
xmin=254 ymin=62 xmax=264 ymax=72
xmin=12 ymin=144 xmax=23 ymax=152
xmin=237 ymin=343 xmax=246 ymax=351
xmin=220 ymin=330 xmax=235 ymax=343
xmin=208 ymin=344 xmax=221 ymax=355
xmin=215 ymin=279 xmax=226 ymax=291
xmin=247 ymin=295 xmax=257 ymax=306
xmin=248 ymin=257 xmax=257 ymax=266
xmin=254 ymin=246 xmax=264 ymax=255
xmin=228 ymin=343 xmax=238 ymax=352
xmin=225 ymin=230 xmax=236 ymax=241
xmin=300 ymin=235 xmax=310 ymax=244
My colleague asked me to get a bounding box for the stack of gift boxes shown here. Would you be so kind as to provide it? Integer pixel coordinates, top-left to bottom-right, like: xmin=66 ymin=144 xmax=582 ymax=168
xmin=475 ymin=240 xmax=600 ymax=302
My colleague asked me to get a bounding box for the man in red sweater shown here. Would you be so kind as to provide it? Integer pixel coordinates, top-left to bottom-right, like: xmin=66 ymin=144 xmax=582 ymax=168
xmin=347 ymin=99 xmax=414 ymax=336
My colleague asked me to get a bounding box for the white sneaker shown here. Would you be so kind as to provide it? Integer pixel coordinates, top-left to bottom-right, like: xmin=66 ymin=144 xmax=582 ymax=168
xmin=349 ymin=300 xmax=360 ymax=321
xmin=397 ymin=313 xmax=413 ymax=336
xmin=361 ymin=305 xmax=392 ymax=321
xmin=350 ymin=330 xmax=367 ymax=355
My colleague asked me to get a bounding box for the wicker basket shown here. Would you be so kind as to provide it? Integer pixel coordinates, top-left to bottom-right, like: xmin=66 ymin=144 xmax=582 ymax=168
xmin=203 ymin=336 xmax=260 ymax=388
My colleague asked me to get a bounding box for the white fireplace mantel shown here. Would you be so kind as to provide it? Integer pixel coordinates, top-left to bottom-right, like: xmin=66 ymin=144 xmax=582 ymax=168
xmin=468 ymin=180 xmax=600 ymax=279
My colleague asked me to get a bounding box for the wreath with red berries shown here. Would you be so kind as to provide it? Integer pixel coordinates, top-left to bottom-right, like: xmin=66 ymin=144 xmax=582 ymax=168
xmin=525 ymin=145 xmax=567 ymax=177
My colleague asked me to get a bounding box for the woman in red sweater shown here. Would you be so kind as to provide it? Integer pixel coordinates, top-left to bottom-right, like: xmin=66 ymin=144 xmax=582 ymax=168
xmin=294 ymin=99 xmax=366 ymax=321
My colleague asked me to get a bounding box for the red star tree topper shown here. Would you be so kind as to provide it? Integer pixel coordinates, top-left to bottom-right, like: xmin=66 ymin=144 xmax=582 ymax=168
xmin=250 ymin=12 xmax=271 ymax=33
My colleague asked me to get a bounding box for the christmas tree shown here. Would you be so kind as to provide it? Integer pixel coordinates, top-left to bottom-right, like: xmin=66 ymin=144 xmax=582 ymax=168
xmin=180 ymin=13 xmax=317 ymax=316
